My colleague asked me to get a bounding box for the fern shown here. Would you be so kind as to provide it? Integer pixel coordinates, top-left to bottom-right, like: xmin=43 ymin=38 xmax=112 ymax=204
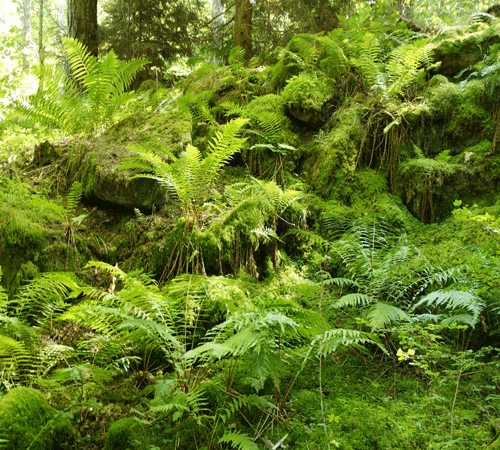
xmin=0 ymin=334 xmax=32 ymax=387
xmin=218 ymin=431 xmax=259 ymax=450
xmin=367 ymin=302 xmax=409 ymax=330
xmin=122 ymin=117 xmax=248 ymax=225
xmin=412 ymin=290 xmax=485 ymax=326
xmin=15 ymin=38 xmax=149 ymax=134
xmin=65 ymin=181 xmax=84 ymax=216
xmin=313 ymin=328 xmax=386 ymax=356
xmin=11 ymin=272 xmax=87 ymax=327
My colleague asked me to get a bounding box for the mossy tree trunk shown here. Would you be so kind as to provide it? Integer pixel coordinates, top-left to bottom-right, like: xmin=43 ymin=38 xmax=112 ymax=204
xmin=235 ymin=0 xmax=252 ymax=61
xmin=67 ymin=0 xmax=98 ymax=57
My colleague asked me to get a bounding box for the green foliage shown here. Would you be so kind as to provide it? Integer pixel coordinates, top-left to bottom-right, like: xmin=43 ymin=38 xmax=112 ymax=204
xmin=270 ymin=33 xmax=349 ymax=90
xmin=282 ymin=73 xmax=331 ymax=113
xmin=122 ymin=117 xmax=248 ymax=226
xmin=309 ymin=104 xmax=363 ymax=199
xmin=11 ymin=271 xmax=87 ymax=327
xmin=320 ymin=218 xmax=476 ymax=331
xmin=218 ymin=431 xmax=258 ymax=450
xmin=399 ymin=158 xmax=468 ymax=223
xmin=15 ymin=38 xmax=149 ymax=134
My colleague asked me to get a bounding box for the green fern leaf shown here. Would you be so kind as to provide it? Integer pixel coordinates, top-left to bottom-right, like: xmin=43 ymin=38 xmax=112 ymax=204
xmin=218 ymin=431 xmax=259 ymax=450
xmin=333 ymin=292 xmax=374 ymax=308
xmin=367 ymin=302 xmax=409 ymax=330
xmin=315 ymin=328 xmax=385 ymax=356
xmin=412 ymin=290 xmax=484 ymax=325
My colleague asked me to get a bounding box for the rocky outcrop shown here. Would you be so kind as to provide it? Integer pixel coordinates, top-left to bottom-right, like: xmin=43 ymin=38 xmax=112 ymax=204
xmin=66 ymin=105 xmax=192 ymax=211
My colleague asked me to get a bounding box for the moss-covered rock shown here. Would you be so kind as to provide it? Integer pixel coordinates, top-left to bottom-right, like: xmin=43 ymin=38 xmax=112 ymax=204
xmin=399 ymin=157 xmax=468 ymax=223
xmin=0 ymin=387 xmax=77 ymax=450
xmin=0 ymin=179 xmax=71 ymax=295
xmin=103 ymin=417 xmax=147 ymax=450
xmin=282 ymin=73 xmax=332 ymax=126
xmin=406 ymin=75 xmax=494 ymax=156
xmin=65 ymin=105 xmax=192 ymax=210
xmin=305 ymin=104 xmax=363 ymax=200
xmin=428 ymin=23 xmax=500 ymax=78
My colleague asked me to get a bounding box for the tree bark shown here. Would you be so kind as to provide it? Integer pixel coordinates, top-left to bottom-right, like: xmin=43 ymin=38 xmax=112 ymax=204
xmin=67 ymin=0 xmax=98 ymax=57
xmin=211 ymin=0 xmax=225 ymax=57
xmin=235 ymin=0 xmax=252 ymax=61
xmin=22 ymin=0 xmax=32 ymax=69
xmin=38 ymin=0 xmax=44 ymax=65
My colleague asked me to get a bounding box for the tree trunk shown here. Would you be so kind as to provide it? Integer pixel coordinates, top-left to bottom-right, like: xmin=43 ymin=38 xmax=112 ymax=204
xmin=38 ymin=0 xmax=44 ymax=66
xmin=211 ymin=0 xmax=225 ymax=57
xmin=234 ymin=0 xmax=252 ymax=61
xmin=67 ymin=0 xmax=98 ymax=57
xmin=22 ymin=0 xmax=32 ymax=69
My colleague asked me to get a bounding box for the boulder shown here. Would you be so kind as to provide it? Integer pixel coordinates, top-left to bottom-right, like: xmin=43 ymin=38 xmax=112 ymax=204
xmin=66 ymin=105 xmax=192 ymax=210
xmin=0 ymin=387 xmax=77 ymax=450
xmin=429 ymin=23 xmax=500 ymax=78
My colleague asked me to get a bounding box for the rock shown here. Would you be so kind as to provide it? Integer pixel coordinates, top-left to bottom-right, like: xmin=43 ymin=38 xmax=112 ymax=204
xmin=429 ymin=23 xmax=500 ymax=78
xmin=103 ymin=417 xmax=147 ymax=450
xmin=0 ymin=387 xmax=78 ymax=450
xmin=66 ymin=105 xmax=192 ymax=211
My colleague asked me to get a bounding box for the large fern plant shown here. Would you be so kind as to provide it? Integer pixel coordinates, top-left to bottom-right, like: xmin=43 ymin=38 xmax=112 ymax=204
xmin=120 ymin=118 xmax=248 ymax=278
xmin=310 ymin=218 xmax=484 ymax=331
xmin=121 ymin=117 xmax=248 ymax=227
xmin=15 ymin=38 xmax=149 ymax=134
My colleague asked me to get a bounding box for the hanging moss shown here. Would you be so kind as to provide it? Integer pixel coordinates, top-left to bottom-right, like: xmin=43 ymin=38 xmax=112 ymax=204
xmin=0 ymin=387 xmax=77 ymax=450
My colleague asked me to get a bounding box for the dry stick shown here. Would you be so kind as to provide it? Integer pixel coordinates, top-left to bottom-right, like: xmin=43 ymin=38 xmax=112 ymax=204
xmin=318 ymin=276 xmax=331 ymax=450
xmin=450 ymin=366 xmax=463 ymax=440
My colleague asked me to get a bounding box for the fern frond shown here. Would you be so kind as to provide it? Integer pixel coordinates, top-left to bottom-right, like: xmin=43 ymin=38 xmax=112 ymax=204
xmin=84 ymin=261 xmax=126 ymax=279
xmin=117 ymin=318 xmax=183 ymax=353
xmin=65 ymin=181 xmax=84 ymax=217
xmin=63 ymin=38 xmax=98 ymax=84
xmin=218 ymin=431 xmax=259 ymax=450
xmin=367 ymin=302 xmax=409 ymax=330
xmin=412 ymin=290 xmax=484 ymax=325
xmin=0 ymin=334 xmax=32 ymax=382
xmin=202 ymin=117 xmax=248 ymax=189
xmin=35 ymin=344 xmax=74 ymax=378
xmin=15 ymin=66 xmax=80 ymax=132
xmin=12 ymin=272 xmax=87 ymax=326
xmin=314 ymin=328 xmax=385 ymax=356
xmin=333 ymin=292 xmax=374 ymax=308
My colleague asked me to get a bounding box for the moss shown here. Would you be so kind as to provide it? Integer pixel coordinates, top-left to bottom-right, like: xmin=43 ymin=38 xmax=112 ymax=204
xmin=428 ymin=23 xmax=500 ymax=77
xmin=103 ymin=417 xmax=146 ymax=450
xmin=182 ymin=63 xmax=232 ymax=98
xmin=307 ymin=104 xmax=363 ymax=199
xmin=282 ymin=73 xmax=332 ymax=125
xmin=427 ymin=77 xmax=463 ymax=119
xmin=399 ymin=158 xmax=468 ymax=223
xmin=0 ymin=387 xmax=77 ymax=450
xmin=0 ymin=179 xmax=66 ymax=295
xmin=446 ymin=101 xmax=493 ymax=146
xmin=408 ymin=75 xmax=494 ymax=157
